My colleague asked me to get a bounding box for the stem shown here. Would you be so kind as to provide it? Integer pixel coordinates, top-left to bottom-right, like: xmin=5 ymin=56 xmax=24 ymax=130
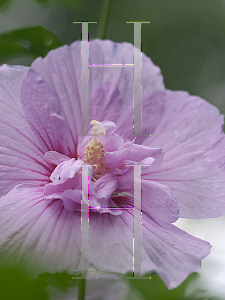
xmin=77 ymin=274 xmax=87 ymax=300
xmin=97 ymin=0 xmax=113 ymax=39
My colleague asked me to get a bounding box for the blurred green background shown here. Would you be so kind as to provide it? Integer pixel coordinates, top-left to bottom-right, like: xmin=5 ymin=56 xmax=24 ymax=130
xmin=0 ymin=0 xmax=225 ymax=299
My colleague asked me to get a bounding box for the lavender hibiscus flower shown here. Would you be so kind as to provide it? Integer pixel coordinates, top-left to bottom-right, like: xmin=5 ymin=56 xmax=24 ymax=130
xmin=0 ymin=39 xmax=225 ymax=290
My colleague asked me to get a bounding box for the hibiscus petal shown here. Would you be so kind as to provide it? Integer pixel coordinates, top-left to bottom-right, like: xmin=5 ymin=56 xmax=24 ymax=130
xmin=62 ymin=189 xmax=82 ymax=211
xmin=88 ymin=40 xmax=164 ymax=134
xmin=31 ymin=42 xmax=82 ymax=151
xmin=117 ymin=175 xmax=179 ymax=223
xmin=99 ymin=198 xmax=123 ymax=215
xmin=88 ymin=206 xmax=210 ymax=290
xmin=21 ymin=69 xmax=72 ymax=156
xmin=140 ymin=179 xmax=179 ymax=223
xmin=142 ymin=213 xmax=211 ymax=289
xmin=0 ymin=184 xmax=82 ymax=276
xmin=88 ymin=209 xmax=133 ymax=274
xmin=126 ymin=144 xmax=163 ymax=165
xmin=31 ymin=40 xmax=164 ymax=142
xmin=89 ymin=82 xmax=124 ymax=125
xmin=0 ymin=65 xmax=51 ymax=198
xmin=134 ymin=90 xmax=166 ymax=145
xmin=116 ymin=158 xmax=156 ymax=192
xmin=103 ymin=140 xmax=134 ymax=168
xmin=98 ymin=121 xmax=125 ymax=152
xmin=95 ymin=174 xmax=118 ymax=201
xmin=44 ymin=151 xmax=71 ymax=165
xmin=116 ymin=167 xmax=135 ymax=192
xmin=151 ymin=161 xmax=225 ymax=218
xmin=147 ymin=90 xmax=224 ymax=156
xmin=104 ymin=149 xmax=130 ymax=168
xmin=145 ymin=90 xmax=225 ymax=218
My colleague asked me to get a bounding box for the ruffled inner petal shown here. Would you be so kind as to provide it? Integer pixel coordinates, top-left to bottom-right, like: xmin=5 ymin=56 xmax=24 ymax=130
xmin=140 ymin=179 xmax=179 ymax=223
xmin=95 ymin=174 xmax=118 ymax=201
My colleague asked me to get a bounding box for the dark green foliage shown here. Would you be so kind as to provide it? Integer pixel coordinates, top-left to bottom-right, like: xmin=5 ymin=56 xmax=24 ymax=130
xmin=0 ymin=268 xmax=78 ymax=300
xmin=0 ymin=26 xmax=63 ymax=63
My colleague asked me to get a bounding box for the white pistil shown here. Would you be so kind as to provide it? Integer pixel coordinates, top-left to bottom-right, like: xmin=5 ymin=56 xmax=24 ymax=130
xmin=84 ymin=120 xmax=106 ymax=177
xmin=90 ymin=120 xmax=106 ymax=146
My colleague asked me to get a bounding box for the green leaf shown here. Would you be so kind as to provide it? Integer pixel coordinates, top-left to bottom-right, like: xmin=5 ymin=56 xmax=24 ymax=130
xmin=0 ymin=268 xmax=48 ymax=300
xmin=0 ymin=26 xmax=63 ymax=63
xmin=0 ymin=267 xmax=78 ymax=300
xmin=34 ymin=0 xmax=81 ymax=7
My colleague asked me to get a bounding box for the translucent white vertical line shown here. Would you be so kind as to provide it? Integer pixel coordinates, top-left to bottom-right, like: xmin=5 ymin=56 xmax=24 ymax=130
xmin=133 ymin=164 xmax=142 ymax=276
xmin=133 ymin=22 xmax=142 ymax=136
xmin=73 ymin=21 xmax=97 ymax=137
xmin=81 ymin=22 xmax=89 ymax=137
xmin=79 ymin=165 xmax=89 ymax=276
xmin=126 ymin=21 xmax=150 ymax=137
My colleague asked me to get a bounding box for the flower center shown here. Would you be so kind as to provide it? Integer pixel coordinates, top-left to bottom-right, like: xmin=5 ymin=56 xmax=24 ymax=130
xmin=84 ymin=120 xmax=106 ymax=180
xmin=43 ymin=119 xmax=160 ymax=214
